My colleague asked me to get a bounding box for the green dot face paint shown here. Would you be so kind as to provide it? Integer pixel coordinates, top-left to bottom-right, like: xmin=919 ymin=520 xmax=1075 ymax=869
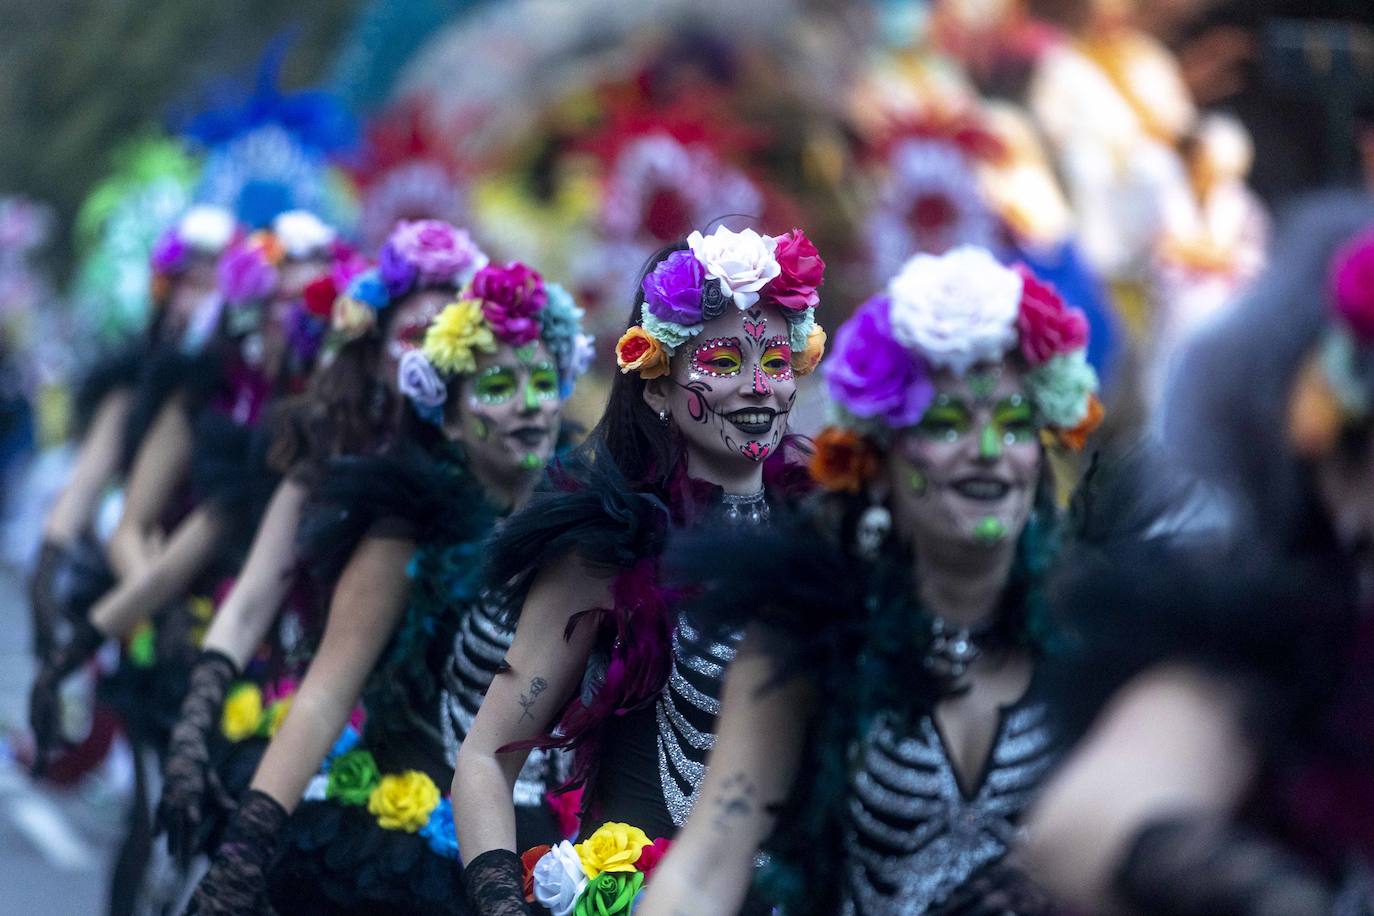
xmin=521 ymin=452 xmax=541 ymax=471
xmin=910 ymin=469 xmax=927 ymax=496
xmin=974 ymin=515 xmax=1008 ymax=544
xmin=471 ymin=415 xmax=490 ymax=441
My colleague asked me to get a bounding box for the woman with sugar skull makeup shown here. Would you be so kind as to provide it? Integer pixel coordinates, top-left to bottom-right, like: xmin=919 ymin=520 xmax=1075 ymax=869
xmin=637 ymin=245 xmax=1104 ymax=916
xmin=184 ymin=238 xmax=589 ymax=915
xmin=452 ymin=225 xmax=827 ymax=916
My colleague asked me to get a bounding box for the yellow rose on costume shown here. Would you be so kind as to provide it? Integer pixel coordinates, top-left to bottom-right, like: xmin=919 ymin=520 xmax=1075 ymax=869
xmin=263 ymin=696 xmax=293 ymax=737
xmin=574 ymin=822 xmax=651 ymax=879
xmin=614 ymin=327 xmax=668 ymax=379
xmin=792 ymin=323 xmax=827 ymax=377
xmin=332 ymin=296 xmax=377 ymax=339
xmin=367 ymin=771 xmax=441 ymax=833
xmin=423 ymin=299 xmax=497 ymax=376
xmin=221 ymin=684 xmax=264 ymax=742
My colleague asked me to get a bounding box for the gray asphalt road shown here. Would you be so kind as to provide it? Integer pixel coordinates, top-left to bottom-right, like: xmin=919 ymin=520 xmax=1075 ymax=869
xmin=0 ymin=563 xmax=118 ymax=916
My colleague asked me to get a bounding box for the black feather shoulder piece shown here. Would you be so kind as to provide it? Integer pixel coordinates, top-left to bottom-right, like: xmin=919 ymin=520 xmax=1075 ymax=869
xmin=189 ymin=410 xmax=279 ymax=557
xmin=296 ymin=441 xmax=488 ymax=588
xmin=482 ymin=442 xmax=672 ymax=610
xmin=71 ymin=339 xmax=149 ymax=439
xmin=120 ymin=347 xmax=222 ymax=470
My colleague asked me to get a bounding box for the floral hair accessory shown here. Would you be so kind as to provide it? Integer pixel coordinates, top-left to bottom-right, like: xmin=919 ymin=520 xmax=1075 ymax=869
xmin=617 ymin=225 xmax=828 ymax=376
xmin=271 ymin=209 xmax=336 ymax=260
xmin=472 ymin=261 xmax=547 ymax=346
xmin=810 ymin=427 xmax=880 ymax=493
xmin=821 ymin=246 xmax=1101 ymax=463
xmin=150 ymin=204 xmax=239 ymax=276
xmin=1287 ymin=229 xmax=1374 ymax=455
xmin=217 ymin=230 xmax=285 ymax=306
xmin=423 ymin=298 xmax=497 ymax=376
xmin=528 ymin=822 xmax=664 ymax=916
xmin=379 ymin=218 xmax=488 ymax=299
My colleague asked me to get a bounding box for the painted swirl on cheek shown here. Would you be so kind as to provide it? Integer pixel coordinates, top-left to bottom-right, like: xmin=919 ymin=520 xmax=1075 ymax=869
xmin=681 ymin=379 xmax=712 ymax=423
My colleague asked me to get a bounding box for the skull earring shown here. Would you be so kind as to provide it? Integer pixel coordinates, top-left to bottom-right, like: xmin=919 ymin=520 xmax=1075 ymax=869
xmin=856 ymin=503 xmax=892 ymax=558
xmin=658 ymin=408 xmax=669 ymax=424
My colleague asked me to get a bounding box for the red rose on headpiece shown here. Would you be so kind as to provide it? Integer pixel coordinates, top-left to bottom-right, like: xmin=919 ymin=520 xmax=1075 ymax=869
xmin=303 ymin=276 xmax=338 ymax=319
xmin=1332 ymin=231 xmax=1374 ymax=344
xmin=762 ymin=228 xmax=825 ymax=312
xmin=1015 ymin=267 xmax=1088 ymax=366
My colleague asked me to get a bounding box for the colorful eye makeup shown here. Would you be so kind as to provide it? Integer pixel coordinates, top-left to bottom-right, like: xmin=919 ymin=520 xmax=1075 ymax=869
xmin=916 ymin=394 xmax=1037 ymax=446
xmin=527 ymin=363 xmax=560 ymax=402
xmin=760 ymin=337 xmax=793 ymax=380
xmin=692 ymin=338 xmax=744 ymax=377
xmin=474 ymin=363 xmax=560 ymax=407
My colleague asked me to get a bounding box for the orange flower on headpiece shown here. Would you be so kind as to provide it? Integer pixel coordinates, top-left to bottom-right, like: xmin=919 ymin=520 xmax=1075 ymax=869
xmin=615 ymin=326 xmax=669 ymax=378
xmin=1288 ymin=355 xmax=1344 ymax=457
xmin=1056 ymin=393 xmax=1105 ymax=452
xmin=810 ymin=427 xmax=879 ymax=493
xmin=792 ymin=324 xmax=828 ymax=377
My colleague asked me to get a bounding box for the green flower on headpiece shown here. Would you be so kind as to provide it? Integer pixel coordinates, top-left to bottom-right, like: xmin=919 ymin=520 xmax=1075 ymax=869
xmin=640 ymin=306 xmax=700 ymax=353
xmin=1026 ymin=350 xmax=1098 ymax=428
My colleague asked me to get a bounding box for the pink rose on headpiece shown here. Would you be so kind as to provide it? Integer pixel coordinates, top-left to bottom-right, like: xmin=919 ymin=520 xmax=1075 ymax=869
xmin=762 ymin=228 xmax=825 ymax=312
xmin=1332 ymin=230 xmax=1374 ymax=344
xmin=1015 ymin=267 xmax=1088 ymax=366
xmin=150 ymin=228 xmax=188 ymax=275
xmin=217 ymin=240 xmax=279 ymax=305
xmin=388 ymin=219 xmax=485 ymax=290
xmin=472 ymin=261 xmax=547 ymax=346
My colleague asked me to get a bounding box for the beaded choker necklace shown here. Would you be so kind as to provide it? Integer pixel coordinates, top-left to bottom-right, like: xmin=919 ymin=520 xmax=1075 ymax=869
xmin=720 ymin=489 xmax=769 ymax=526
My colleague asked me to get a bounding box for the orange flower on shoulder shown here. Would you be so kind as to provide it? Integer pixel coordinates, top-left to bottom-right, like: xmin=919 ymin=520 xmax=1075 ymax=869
xmin=1288 ymin=356 xmax=1343 ymax=457
xmin=1057 ymin=393 xmax=1105 ymax=452
xmin=615 ymin=326 xmax=669 ymax=379
xmin=810 ymin=426 xmax=878 ymax=493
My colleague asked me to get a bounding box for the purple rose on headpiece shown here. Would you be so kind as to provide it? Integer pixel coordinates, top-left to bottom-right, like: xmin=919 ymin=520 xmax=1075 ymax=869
xmin=397 ymin=349 xmax=448 ymax=408
xmin=1332 ymin=230 xmax=1374 ymax=344
xmin=150 ymin=228 xmax=188 ymax=275
xmin=286 ymin=302 xmax=326 ymax=366
xmin=824 ymin=295 xmax=934 ymax=426
xmin=217 ymin=241 xmax=279 ymax=306
xmin=473 ymin=261 xmax=547 ymax=346
xmin=388 ymin=219 xmax=485 ymax=290
xmin=642 ymin=250 xmax=705 ymax=326
xmin=378 ymin=240 xmax=419 ymax=299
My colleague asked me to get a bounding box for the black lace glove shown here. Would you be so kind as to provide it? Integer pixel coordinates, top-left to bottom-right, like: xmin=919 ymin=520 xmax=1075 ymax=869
xmin=157 ymin=649 xmax=239 ymax=865
xmin=929 ymin=858 xmax=1052 ymax=915
xmin=29 ymin=540 xmax=64 ymax=659
xmin=463 ymin=848 xmax=534 ymax=916
xmin=1115 ymin=815 xmax=1341 ymax=916
xmin=185 ymin=789 xmax=285 ymax=916
xmin=28 ymin=614 xmax=104 ymax=777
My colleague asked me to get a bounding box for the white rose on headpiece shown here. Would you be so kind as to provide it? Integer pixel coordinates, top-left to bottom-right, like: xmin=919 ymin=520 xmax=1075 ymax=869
xmin=687 ymin=226 xmax=781 ymax=310
xmin=887 ymin=246 xmax=1022 ymax=375
xmin=397 ymin=349 xmax=448 ymax=408
xmin=272 ymin=210 xmax=336 ymax=259
xmin=532 ymin=841 xmax=588 ymax=916
xmin=179 ymin=205 xmax=237 ymax=253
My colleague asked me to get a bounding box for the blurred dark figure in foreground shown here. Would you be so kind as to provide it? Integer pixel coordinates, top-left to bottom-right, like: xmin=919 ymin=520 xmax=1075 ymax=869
xmin=1024 ymin=192 xmax=1374 ymax=914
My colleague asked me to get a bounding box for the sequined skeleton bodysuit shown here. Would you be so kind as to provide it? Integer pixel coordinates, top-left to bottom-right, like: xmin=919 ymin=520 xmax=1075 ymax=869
xmin=840 ymin=697 xmax=1058 ymax=914
xmin=440 ymin=594 xmax=562 ymax=809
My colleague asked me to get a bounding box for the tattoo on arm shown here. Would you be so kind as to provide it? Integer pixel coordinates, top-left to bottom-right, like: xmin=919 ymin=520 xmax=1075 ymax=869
xmin=710 ymin=771 xmax=758 ymax=832
xmin=518 ymin=676 xmax=548 ymax=722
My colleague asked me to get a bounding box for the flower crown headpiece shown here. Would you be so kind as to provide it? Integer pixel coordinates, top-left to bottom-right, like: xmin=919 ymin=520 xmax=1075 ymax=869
xmin=331 ymin=218 xmax=489 ymax=342
xmin=1288 ymin=228 xmax=1374 ymax=456
xmin=614 ymin=225 xmax=829 ymax=379
xmin=150 ymin=205 xmax=240 ymax=296
xmin=815 ymin=246 xmax=1103 ymax=491
xmin=217 ymin=210 xmax=340 ymax=307
xmin=397 ymin=259 xmax=593 ymax=424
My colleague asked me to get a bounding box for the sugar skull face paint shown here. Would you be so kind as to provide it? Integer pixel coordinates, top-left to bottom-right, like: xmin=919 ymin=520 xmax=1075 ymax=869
xmin=887 ymin=362 xmax=1041 ymax=551
xmin=381 ymin=288 xmax=451 ymax=393
xmin=666 ymin=302 xmax=798 ymax=469
xmin=448 ymin=340 xmax=562 ymax=489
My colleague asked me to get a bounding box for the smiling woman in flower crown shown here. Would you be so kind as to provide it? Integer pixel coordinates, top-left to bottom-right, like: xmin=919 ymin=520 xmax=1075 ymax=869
xmin=635 ymin=245 xmax=1103 ymax=916
xmin=450 ymin=224 xmax=826 ymax=915
xmin=184 ymin=227 xmax=590 ymax=915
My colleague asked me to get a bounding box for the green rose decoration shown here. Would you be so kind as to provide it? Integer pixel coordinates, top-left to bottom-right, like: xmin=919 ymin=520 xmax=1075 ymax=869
xmin=1026 ymin=350 xmax=1098 ymax=428
xmin=574 ymin=871 xmax=643 ymax=916
xmin=325 ymin=749 xmax=381 ymax=806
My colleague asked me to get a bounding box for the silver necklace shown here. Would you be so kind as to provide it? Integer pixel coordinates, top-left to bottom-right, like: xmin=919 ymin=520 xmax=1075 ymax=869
xmin=924 ymin=615 xmax=997 ymax=682
xmin=720 ymin=489 xmax=769 ymax=526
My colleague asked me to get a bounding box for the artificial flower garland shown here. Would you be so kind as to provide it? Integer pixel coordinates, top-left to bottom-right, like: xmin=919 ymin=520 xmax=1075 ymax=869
xmin=614 ymin=225 xmax=828 ymax=379
xmin=149 ymin=204 xmax=240 ymax=301
xmin=1288 ymin=228 xmax=1374 ymax=456
xmin=523 ymin=822 xmax=673 ymax=916
xmin=814 ymin=245 xmax=1103 ymax=492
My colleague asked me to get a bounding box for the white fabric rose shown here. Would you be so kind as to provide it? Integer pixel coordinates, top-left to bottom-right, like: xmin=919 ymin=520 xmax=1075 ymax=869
xmin=397 ymin=349 xmax=448 ymax=408
xmin=887 ymin=246 xmax=1022 ymax=375
xmin=533 ymin=840 xmax=588 ymax=916
xmin=687 ymin=226 xmax=781 ymax=310
xmin=272 ymin=209 xmax=336 ymax=259
xmin=178 ymin=205 xmax=237 ymax=253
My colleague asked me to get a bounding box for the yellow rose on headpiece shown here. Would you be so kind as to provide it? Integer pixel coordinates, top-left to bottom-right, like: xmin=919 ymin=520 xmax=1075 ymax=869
xmin=792 ymin=323 xmax=827 ymax=377
xmin=332 ymin=295 xmax=377 ymax=340
xmin=614 ymin=326 xmax=669 ymax=379
xmin=366 ymin=770 xmax=441 ymax=832
xmin=574 ymin=822 xmax=651 ymax=879
xmin=423 ymin=299 xmax=498 ymax=376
